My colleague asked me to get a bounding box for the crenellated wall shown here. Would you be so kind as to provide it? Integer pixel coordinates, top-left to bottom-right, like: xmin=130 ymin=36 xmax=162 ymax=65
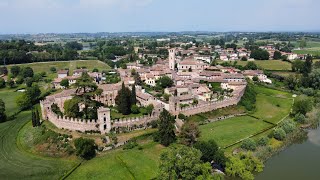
xmin=113 ymin=115 xmax=158 ymax=127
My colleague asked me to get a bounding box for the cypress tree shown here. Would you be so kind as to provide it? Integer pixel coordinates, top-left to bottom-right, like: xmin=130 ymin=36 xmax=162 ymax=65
xmin=131 ymin=85 xmax=137 ymax=105
xmin=36 ymin=109 xmax=41 ymax=126
xmin=115 ymin=82 xmax=132 ymax=115
xmin=158 ymin=109 xmax=176 ymax=146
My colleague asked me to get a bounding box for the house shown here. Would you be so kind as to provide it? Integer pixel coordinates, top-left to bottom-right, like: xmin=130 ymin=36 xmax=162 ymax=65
xmin=177 ymin=57 xmax=209 ymax=72
xmin=242 ymin=70 xmax=272 ymax=84
xmin=73 ymin=69 xmax=88 ymax=76
xmin=57 ymin=70 xmax=69 ymax=79
xmin=144 ymin=73 xmax=156 ymax=87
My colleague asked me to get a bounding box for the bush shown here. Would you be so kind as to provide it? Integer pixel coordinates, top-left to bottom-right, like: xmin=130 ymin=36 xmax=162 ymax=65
xmin=294 ymin=113 xmax=306 ymax=124
xmin=123 ymin=139 xmax=138 ymax=150
xmin=131 ymin=105 xmax=140 ymax=114
xmin=273 ymin=128 xmax=286 ymax=141
xmin=74 ymin=137 xmax=97 ymax=160
xmin=280 ymin=120 xmax=296 ymax=134
xmin=241 ymin=138 xmax=257 ymax=151
xmin=178 ymin=113 xmax=186 ymax=120
xmin=257 ymin=137 xmax=269 ymax=146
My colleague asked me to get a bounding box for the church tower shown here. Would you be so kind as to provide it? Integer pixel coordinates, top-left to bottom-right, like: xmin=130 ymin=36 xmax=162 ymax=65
xmin=169 ymin=48 xmax=176 ymax=70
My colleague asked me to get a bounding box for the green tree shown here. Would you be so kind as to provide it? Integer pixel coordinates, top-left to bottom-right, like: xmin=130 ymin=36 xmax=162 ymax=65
xmin=16 ymin=93 xmax=32 ymax=110
xmin=299 ymin=37 xmax=307 ymax=49
xmin=158 ymin=145 xmax=213 ymax=180
xmin=273 ymin=128 xmax=286 ymax=141
xmin=50 ymin=67 xmax=57 ymax=73
xmin=302 ymin=55 xmax=313 ymax=76
xmin=291 ymin=60 xmax=304 ymax=73
xmin=60 ymin=79 xmax=69 ymax=88
xmin=20 ymin=67 xmax=34 ymax=78
xmin=10 ymin=66 xmax=21 ymax=77
xmin=293 ymin=95 xmax=313 ymax=115
xmin=250 ymin=49 xmax=270 ymax=60
xmin=74 ymin=137 xmax=97 ymax=160
xmin=244 ymin=62 xmax=258 ymax=70
xmin=239 ymin=83 xmax=256 ymax=111
xmin=294 ymin=113 xmax=306 ymax=123
xmin=156 ymin=76 xmax=174 ymax=88
xmin=225 ymin=152 xmax=264 ymax=180
xmin=64 ymin=98 xmax=81 ymax=118
xmin=0 ymin=99 xmax=6 ymax=123
xmin=131 ymin=85 xmax=137 ymax=105
xmin=0 ymin=67 xmax=8 ymax=75
xmin=241 ymin=139 xmax=257 ymax=151
xmin=146 ymin=104 xmax=154 ymax=115
xmin=157 ymin=109 xmax=176 ymax=146
xmin=194 ymin=140 xmax=227 ymax=168
xmin=115 ymin=82 xmax=132 ymax=115
xmin=134 ymin=72 xmax=142 ymax=85
xmin=179 ymin=122 xmax=200 ymax=146
xmin=131 ymin=104 xmax=140 ymax=114
xmin=25 ymin=77 xmax=33 ymax=87
xmin=273 ymin=51 xmax=282 ymax=60
xmin=285 ymin=74 xmax=300 ymax=90
xmin=0 ymin=78 xmax=5 ymax=88
xmin=252 ymin=76 xmax=259 ymax=82
xmin=7 ymin=79 xmax=15 ymax=88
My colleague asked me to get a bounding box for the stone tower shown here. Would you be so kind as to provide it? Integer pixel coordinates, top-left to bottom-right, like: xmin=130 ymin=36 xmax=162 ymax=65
xmin=97 ymin=107 xmax=111 ymax=134
xmin=169 ymin=48 xmax=176 ymax=70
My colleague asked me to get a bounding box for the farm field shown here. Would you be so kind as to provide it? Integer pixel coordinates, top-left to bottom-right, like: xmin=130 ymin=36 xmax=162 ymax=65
xmin=236 ymin=60 xmax=292 ymax=71
xmin=68 ymin=141 xmax=164 ymax=180
xmin=0 ymin=88 xmax=22 ymax=116
xmin=0 ymin=111 xmax=78 ymax=179
xmin=199 ymin=116 xmax=272 ymax=147
xmin=4 ymin=60 xmax=111 ymax=74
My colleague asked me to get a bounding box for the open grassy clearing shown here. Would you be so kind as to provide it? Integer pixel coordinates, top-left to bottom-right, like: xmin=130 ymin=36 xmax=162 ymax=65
xmin=252 ymin=94 xmax=292 ymax=124
xmin=4 ymin=60 xmax=111 ymax=74
xmin=199 ymin=116 xmax=272 ymax=147
xmin=0 ymin=111 xmax=78 ymax=179
xmin=199 ymin=86 xmax=292 ymax=148
xmin=68 ymin=141 xmax=164 ymax=180
xmin=236 ymin=60 xmax=292 ymax=71
xmin=0 ymin=88 xmax=23 ymax=116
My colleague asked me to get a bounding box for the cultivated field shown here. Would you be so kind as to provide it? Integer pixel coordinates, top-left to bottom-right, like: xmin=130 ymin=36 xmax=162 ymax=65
xmin=0 ymin=111 xmax=78 ymax=179
xmin=68 ymin=141 xmax=164 ymax=180
xmin=236 ymin=60 xmax=292 ymax=71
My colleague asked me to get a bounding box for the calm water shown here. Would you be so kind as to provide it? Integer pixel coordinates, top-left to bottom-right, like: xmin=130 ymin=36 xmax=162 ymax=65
xmin=256 ymin=127 xmax=320 ymax=180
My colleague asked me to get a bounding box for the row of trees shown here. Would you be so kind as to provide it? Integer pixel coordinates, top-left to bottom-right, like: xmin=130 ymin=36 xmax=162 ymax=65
xmin=0 ymin=40 xmax=82 ymax=65
xmin=115 ymin=82 xmax=137 ymax=115
xmin=31 ymin=108 xmax=41 ymax=127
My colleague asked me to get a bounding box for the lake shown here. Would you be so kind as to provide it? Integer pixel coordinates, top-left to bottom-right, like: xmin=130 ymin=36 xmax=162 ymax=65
xmin=256 ymin=127 xmax=320 ymax=180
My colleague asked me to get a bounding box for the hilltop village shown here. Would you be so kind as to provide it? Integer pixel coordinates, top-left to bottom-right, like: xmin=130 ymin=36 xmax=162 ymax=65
xmin=41 ymin=48 xmax=272 ymax=134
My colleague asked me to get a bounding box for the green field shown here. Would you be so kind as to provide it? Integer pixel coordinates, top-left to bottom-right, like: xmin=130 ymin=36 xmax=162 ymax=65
xmin=236 ymin=60 xmax=292 ymax=71
xmin=0 ymin=88 xmax=22 ymax=116
xmin=199 ymin=86 xmax=293 ymax=147
xmin=199 ymin=116 xmax=271 ymax=147
xmin=4 ymin=60 xmax=111 ymax=74
xmin=293 ymin=48 xmax=320 ymax=56
xmin=68 ymin=142 xmax=164 ymax=180
xmin=0 ymin=111 xmax=78 ymax=179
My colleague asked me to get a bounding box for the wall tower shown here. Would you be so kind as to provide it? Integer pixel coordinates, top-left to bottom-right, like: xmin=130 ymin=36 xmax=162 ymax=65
xmin=169 ymin=48 xmax=176 ymax=70
xmin=98 ymin=107 xmax=111 ymax=134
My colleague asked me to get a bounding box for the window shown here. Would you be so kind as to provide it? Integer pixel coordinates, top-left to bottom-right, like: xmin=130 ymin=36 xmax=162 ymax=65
xmin=104 ymin=117 xmax=106 ymax=122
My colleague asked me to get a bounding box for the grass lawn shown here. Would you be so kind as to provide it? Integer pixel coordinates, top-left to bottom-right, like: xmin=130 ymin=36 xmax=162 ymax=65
xmin=4 ymin=60 xmax=111 ymax=74
xmin=0 ymin=111 xmax=78 ymax=179
xmin=251 ymin=94 xmax=292 ymax=124
xmin=68 ymin=141 xmax=164 ymax=180
xmin=293 ymin=49 xmax=320 ymax=56
xmin=0 ymin=88 xmax=23 ymax=116
xmin=199 ymin=116 xmax=272 ymax=148
xmin=110 ymin=109 xmax=144 ymax=120
xmin=236 ymin=60 xmax=292 ymax=71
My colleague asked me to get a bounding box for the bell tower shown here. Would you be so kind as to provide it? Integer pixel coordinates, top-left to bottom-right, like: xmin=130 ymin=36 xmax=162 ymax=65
xmin=169 ymin=48 xmax=176 ymax=70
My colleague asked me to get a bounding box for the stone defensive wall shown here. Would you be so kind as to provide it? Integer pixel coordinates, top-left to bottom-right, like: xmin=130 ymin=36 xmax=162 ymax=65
xmin=112 ymin=115 xmax=158 ymax=128
xmin=45 ymin=109 xmax=100 ymax=132
xmin=175 ymin=86 xmax=246 ymax=116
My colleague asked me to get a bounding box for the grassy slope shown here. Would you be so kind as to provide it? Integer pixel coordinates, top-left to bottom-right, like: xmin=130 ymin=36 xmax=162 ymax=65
xmin=4 ymin=60 xmax=111 ymax=74
xmin=68 ymin=142 xmax=164 ymax=180
xmin=199 ymin=116 xmax=271 ymax=147
xmin=199 ymin=86 xmax=293 ymax=147
xmin=0 ymin=88 xmax=22 ymax=116
xmin=0 ymin=111 xmax=78 ymax=179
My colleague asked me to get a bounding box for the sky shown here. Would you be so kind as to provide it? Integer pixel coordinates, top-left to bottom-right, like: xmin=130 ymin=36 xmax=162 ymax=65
xmin=0 ymin=0 xmax=319 ymax=34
